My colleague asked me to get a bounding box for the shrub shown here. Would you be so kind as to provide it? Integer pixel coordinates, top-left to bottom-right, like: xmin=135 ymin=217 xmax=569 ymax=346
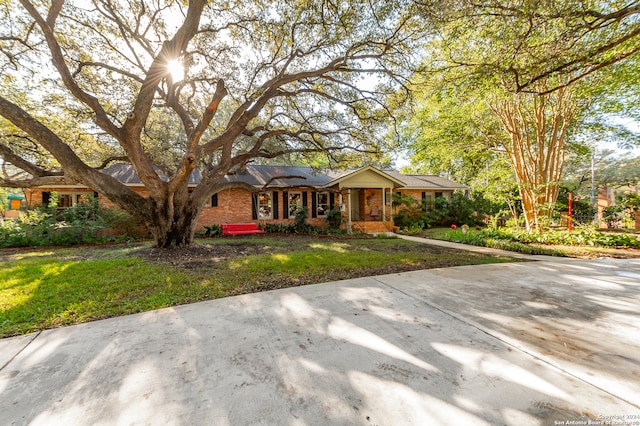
xmin=294 ymin=207 xmax=309 ymax=230
xmin=325 ymin=207 xmax=343 ymax=230
xmin=201 ymin=224 xmax=222 ymax=237
xmin=393 ymin=192 xmax=427 ymax=230
xmin=264 ymin=223 xmax=297 ymax=233
xmin=602 ymin=205 xmax=625 ymax=228
xmin=478 ymin=227 xmax=640 ymax=248
xmin=0 ymin=198 xmax=144 ymax=248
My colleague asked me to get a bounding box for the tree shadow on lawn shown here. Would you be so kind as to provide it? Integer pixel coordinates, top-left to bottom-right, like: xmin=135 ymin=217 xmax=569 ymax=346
xmin=0 ymin=235 xmax=516 ymax=338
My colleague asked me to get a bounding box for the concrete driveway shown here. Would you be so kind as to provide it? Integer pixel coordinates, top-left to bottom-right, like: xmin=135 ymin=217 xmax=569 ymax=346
xmin=1 ymin=239 xmax=639 ymax=425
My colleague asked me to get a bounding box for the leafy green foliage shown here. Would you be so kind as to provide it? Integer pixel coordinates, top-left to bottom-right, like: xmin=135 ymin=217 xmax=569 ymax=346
xmin=554 ymin=186 xmax=597 ymax=224
xmin=0 ymin=198 xmax=142 ymax=248
xmin=472 ymin=227 xmax=640 ymax=248
xmin=294 ymin=206 xmax=310 ymax=232
xmin=201 ymin=224 xmax=223 ymax=237
xmin=263 ymin=223 xmax=298 ymax=234
xmin=418 ymin=1 xmax=640 ymax=95
xmin=393 ymin=192 xmax=501 ymax=231
xmin=406 ymin=0 xmax=639 ymax=233
xmin=325 ymin=207 xmax=343 ymax=230
xmin=602 ymin=205 xmax=626 ymax=228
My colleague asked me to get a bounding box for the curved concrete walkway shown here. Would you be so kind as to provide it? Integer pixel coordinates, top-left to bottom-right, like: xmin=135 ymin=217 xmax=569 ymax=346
xmin=1 ymin=238 xmax=639 ymax=425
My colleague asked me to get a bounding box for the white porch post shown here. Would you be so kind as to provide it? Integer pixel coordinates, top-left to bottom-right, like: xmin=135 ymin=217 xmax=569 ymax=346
xmin=390 ymin=188 xmax=393 ymax=224
xmin=347 ymin=188 xmax=352 ymax=233
xmin=382 ymin=187 xmax=386 ymax=222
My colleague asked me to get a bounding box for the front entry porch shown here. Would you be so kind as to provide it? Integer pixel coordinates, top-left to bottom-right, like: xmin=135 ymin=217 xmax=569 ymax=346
xmin=344 ymin=188 xmax=395 ymax=234
xmin=323 ymin=166 xmax=405 ymax=235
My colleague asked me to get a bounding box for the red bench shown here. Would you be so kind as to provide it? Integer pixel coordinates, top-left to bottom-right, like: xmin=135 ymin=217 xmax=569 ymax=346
xmin=221 ymin=223 xmax=265 ymax=236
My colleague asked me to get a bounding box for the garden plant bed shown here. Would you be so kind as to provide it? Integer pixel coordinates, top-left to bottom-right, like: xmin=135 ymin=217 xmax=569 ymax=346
xmin=419 ymin=227 xmax=640 ymax=259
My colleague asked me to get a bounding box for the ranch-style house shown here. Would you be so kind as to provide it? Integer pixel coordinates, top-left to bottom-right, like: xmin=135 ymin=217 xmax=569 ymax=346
xmin=21 ymin=164 xmax=469 ymax=233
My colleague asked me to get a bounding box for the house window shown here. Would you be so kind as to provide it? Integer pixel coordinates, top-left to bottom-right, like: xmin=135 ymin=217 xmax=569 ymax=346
xmin=316 ymin=192 xmax=329 ymax=217
xmin=258 ymin=192 xmax=272 ymax=219
xmin=288 ymin=192 xmax=302 ymax=217
xmin=59 ymin=194 xmax=75 ymax=208
xmin=422 ymin=192 xmax=434 ymax=210
xmin=48 ymin=192 xmax=87 ymax=208
xmin=211 ymin=193 xmax=218 ymax=207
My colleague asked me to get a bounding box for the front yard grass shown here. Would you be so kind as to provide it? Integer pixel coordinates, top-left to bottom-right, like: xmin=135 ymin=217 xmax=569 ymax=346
xmin=0 ymin=235 xmax=516 ymax=337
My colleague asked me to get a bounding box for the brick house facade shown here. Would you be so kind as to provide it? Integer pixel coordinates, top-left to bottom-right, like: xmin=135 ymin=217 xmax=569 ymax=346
xmin=22 ymin=164 xmax=468 ymax=233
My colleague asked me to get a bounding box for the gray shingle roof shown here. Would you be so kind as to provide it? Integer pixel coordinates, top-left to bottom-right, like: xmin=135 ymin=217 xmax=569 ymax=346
xmin=102 ymin=164 xmax=467 ymax=190
xmin=219 ymin=165 xmax=334 ymax=188
xmin=384 ymin=171 xmax=469 ymax=190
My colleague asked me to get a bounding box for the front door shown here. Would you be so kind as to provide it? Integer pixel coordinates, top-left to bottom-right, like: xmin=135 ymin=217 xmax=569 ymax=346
xmin=350 ymin=189 xmax=360 ymax=220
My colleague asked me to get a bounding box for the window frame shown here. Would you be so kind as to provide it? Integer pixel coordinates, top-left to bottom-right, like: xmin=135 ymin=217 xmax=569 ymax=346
xmin=55 ymin=192 xmax=88 ymax=208
xmin=287 ymin=191 xmax=302 ymax=217
xmin=258 ymin=192 xmax=273 ymax=220
xmin=316 ymin=191 xmax=330 ymax=217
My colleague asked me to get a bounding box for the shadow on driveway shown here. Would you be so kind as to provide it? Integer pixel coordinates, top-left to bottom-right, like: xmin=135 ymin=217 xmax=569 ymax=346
xmin=1 ymin=256 xmax=639 ymax=424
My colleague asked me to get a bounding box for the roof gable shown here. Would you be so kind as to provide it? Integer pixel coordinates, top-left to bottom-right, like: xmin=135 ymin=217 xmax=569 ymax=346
xmin=323 ymin=166 xmax=406 ymax=188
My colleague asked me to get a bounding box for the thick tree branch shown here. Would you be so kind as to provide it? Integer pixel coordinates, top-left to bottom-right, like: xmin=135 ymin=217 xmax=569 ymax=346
xmin=0 ymin=95 xmax=150 ymax=219
xmin=0 ymin=143 xmax=61 ymax=178
xmin=168 ymin=79 xmax=228 ymax=193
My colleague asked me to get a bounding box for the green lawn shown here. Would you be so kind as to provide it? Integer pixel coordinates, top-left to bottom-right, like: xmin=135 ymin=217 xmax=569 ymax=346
xmin=0 ymin=235 xmax=516 ymax=337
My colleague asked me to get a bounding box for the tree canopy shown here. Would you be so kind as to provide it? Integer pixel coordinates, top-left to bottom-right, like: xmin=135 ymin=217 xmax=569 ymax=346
xmin=417 ymin=0 xmax=640 ymax=94
xmin=0 ymin=0 xmax=423 ymax=246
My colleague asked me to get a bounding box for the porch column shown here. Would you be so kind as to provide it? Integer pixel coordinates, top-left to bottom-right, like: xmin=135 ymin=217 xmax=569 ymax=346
xmin=390 ymin=188 xmax=393 ymax=224
xmin=346 ymin=188 xmax=352 ymax=233
xmin=381 ymin=187 xmax=386 ymax=222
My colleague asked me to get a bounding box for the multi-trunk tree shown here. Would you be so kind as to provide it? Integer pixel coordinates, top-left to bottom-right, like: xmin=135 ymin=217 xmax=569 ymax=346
xmin=0 ymin=0 xmax=421 ymax=247
xmin=407 ymin=0 xmax=639 ymax=230
xmin=487 ymin=82 xmax=579 ymax=229
xmin=405 ymin=77 xmax=582 ymax=230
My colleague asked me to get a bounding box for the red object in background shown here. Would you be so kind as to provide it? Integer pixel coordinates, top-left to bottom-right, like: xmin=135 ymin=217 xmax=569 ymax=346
xmin=568 ymin=192 xmax=573 ymax=232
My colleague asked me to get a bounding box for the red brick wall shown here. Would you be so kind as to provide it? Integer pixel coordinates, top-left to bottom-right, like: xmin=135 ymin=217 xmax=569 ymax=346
xmin=197 ymin=187 xmax=329 ymax=230
xmin=25 ymin=186 xmax=330 ymax=231
xmin=24 ymin=185 xmax=454 ymax=232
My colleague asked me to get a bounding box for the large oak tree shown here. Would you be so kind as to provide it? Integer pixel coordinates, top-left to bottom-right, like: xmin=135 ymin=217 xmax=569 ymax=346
xmin=0 ymin=0 xmax=422 ymax=247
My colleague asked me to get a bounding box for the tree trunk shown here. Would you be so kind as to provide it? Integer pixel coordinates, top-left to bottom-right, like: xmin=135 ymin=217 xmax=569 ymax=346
xmin=148 ymin=191 xmax=202 ymax=248
xmin=489 ymin=83 xmax=575 ymax=232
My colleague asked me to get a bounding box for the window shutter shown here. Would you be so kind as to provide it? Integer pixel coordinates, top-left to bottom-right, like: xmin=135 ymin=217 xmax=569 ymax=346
xmin=329 ymin=192 xmax=335 ymax=209
xmin=311 ymin=191 xmax=317 ymax=218
xmin=283 ymin=191 xmax=289 ymax=219
xmin=422 ymin=192 xmax=426 ymax=212
xmin=302 ymin=192 xmax=308 ymax=210
xmin=272 ymin=191 xmax=279 ymax=219
xmin=251 ymin=193 xmax=258 ymax=220
xmin=42 ymin=191 xmax=51 ymax=206
xmin=211 ymin=193 xmax=218 ymax=207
